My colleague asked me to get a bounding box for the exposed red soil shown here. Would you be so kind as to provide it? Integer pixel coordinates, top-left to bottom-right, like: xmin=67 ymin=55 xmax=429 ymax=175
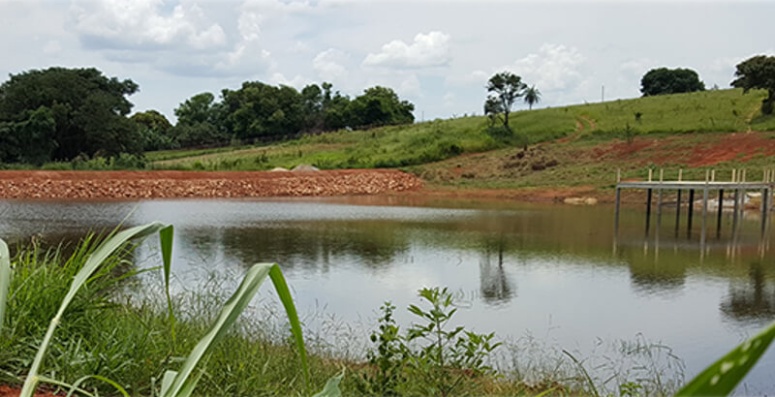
xmin=0 ymin=169 xmax=423 ymax=200
xmin=0 ymin=385 xmax=61 ymax=397
xmin=686 ymin=132 xmax=775 ymax=166
xmin=592 ymin=132 xmax=775 ymax=167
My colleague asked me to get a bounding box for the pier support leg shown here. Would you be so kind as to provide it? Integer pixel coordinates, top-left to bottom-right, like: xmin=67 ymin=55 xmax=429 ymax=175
xmin=732 ymin=189 xmax=740 ymax=234
xmin=675 ymin=189 xmax=682 ymax=237
xmin=614 ymin=188 xmax=621 ymax=237
xmin=701 ymin=187 xmax=709 ymax=248
xmin=645 ymin=188 xmax=653 ymax=237
xmin=716 ymin=189 xmax=724 ymax=238
xmin=762 ymin=187 xmax=770 ymax=238
xmin=656 ymin=188 xmax=663 ymax=234
xmin=687 ymin=189 xmax=695 ymax=238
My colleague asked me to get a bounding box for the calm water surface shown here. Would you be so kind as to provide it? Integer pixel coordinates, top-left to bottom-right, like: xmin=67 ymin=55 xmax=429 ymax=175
xmin=1 ymin=197 xmax=774 ymax=393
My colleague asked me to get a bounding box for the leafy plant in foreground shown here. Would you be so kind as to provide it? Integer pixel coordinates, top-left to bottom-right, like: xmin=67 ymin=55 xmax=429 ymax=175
xmin=677 ymin=321 xmax=775 ymax=396
xmin=406 ymin=287 xmax=500 ymax=397
xmin=0 ymin=238 xmax=9 ymax=334
xmin=360 ymin=287 xmax=501 ymax=397
xmin=359 ymin=302 xmax=406 ymax=396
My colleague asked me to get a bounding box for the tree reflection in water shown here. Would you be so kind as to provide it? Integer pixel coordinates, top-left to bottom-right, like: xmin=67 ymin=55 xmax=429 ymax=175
xmin=479 ymin=236 xmax=515 ymax=305
xmin=721 ymin=261 xmax=775 ymax=324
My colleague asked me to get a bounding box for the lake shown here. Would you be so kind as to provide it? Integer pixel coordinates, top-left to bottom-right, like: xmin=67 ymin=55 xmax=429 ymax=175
xmin=1 ymin=197 xmax=774 ymax=394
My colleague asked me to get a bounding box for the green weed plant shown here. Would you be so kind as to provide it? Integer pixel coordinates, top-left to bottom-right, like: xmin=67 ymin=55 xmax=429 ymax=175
xmin=358 ymin=287 xmax=500 ymax=397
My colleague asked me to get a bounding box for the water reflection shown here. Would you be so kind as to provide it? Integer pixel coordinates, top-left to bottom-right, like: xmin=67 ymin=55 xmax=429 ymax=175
xmin=479 ymin=236 xmax=515 ymax=305
xmin=721 ymin=262 xmax=775 ymax=324
xmin=221 ymin=222 xmax=410 ymax=271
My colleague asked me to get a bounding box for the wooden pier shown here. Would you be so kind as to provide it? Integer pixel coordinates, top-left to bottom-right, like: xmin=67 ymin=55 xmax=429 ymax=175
xmin=614 ymin=169 xmax=774 ymax=247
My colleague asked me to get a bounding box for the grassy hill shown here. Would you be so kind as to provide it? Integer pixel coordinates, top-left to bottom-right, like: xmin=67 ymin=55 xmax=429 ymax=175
xmin=149 ymin=88 xmax=775 ymax=192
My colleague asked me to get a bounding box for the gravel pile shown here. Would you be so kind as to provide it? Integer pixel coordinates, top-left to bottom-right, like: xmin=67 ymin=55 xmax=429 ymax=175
xmin=0 ymin=170 xmax=423 ymax=200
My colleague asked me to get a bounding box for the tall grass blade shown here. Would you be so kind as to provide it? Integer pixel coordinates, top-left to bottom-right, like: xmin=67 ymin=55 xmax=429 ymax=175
xmin=159 ymin=225 xmax=176 ymax=341
xmin=0 ymin=239 xmax=10 ymax=332
xmin=161 ymin=262 xmax=307 ymax=397
xmin=563 ymin=349 xmax=599 ymax=397
xmin=269 ymin=264 xmax=309 ymax=387
xmin=676 ymin=321 xmax=775 ymax=396
xmin=20 ymin=222 xmax=169 ymax=397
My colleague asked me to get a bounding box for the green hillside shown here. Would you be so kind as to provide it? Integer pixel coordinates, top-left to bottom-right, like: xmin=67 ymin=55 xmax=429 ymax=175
xmin=149 ymin=88 xmax=775 ymax=174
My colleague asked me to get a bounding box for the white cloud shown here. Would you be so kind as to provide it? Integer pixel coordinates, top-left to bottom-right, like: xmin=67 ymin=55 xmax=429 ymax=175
xmin=363 ymin=31 xmax=451 ymax=69
xmin=512 ymin=44 xmax=585 ymax=91
xmin=238 ymin=11 xmax=262 ymax=42
xmin=68 ymin=0 xmax=276 ymax=78
xmin=70 ymin=0 xmax=227 ymax=51
xmin=313 ymin=48 xmax=349 ymax=82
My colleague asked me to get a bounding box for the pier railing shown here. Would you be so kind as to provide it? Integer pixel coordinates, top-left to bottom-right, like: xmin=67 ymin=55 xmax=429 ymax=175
xmin=614 ymin=168 xmax=774 ymax=247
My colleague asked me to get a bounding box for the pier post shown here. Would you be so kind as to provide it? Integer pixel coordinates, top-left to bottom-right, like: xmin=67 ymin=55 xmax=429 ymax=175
xmin=701 ymin=187 xmax=709 ymax=246
xmin=645 ymin=188 xmax=653 ymax=236
xmin=614 ymin=187 xmax=621 ymax=237
xmin=762 ymin=186 xmax=770 ymax=237
xmin=733 ymin=189 xmax=740 ymax=233
xmin=716 ymin=189 xmax=724 ymax=238
xmin=656 ymin=170 xmax=663 ymax=231
xmin=687 ymin=189 xmax=695 ymax=238
xmin=675 ymin=189 xmax=682 ymax=237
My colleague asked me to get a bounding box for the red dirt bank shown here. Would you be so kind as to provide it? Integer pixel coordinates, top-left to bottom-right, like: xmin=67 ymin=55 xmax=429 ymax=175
xmin=0 ymin=170 xmax=423 ymax=200
xmin=0 ymin=385 xmax=60 ymax=397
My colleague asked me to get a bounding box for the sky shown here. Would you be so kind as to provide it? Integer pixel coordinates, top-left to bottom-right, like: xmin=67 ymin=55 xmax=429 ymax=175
xmin=0 ymin=0 xmax=772 ymax=123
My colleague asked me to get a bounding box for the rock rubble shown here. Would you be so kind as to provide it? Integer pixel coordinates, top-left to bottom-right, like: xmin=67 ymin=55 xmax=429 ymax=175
xmin=0 ymin=170 xmax=423 ymax=200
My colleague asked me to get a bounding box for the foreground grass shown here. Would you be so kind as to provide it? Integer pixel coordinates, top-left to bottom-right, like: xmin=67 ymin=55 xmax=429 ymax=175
xmin=0 ymin=235 xmax=580 ymax=396
xmin=5 ymin=227 xmax=774 ymax=395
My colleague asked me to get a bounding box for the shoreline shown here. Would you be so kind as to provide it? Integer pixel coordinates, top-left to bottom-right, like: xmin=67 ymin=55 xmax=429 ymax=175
xmin=0 ymin=169 xmax=422 ymax=200
xmin=0 ymin=169 xmax=635 ymax=204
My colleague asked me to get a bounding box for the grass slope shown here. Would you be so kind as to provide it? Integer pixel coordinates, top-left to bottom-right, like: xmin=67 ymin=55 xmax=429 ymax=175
xmin=149 ymin=89 xmax=775 ymax=191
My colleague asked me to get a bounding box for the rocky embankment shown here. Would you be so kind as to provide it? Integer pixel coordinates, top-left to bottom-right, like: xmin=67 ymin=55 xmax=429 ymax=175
xmin=0 ymin=170 xmax=423 ymax=200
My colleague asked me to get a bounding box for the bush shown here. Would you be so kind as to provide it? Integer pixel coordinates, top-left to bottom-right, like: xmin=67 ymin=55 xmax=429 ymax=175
xmin=356 ymin=287 xmax=501 ymax=396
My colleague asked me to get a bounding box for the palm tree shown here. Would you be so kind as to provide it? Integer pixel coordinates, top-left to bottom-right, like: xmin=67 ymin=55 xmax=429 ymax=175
xmin=524 ymin=85 xmax=541 ymax=110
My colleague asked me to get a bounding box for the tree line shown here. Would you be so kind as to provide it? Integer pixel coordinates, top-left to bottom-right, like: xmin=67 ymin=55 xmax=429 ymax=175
xmin=0 ymin=67 xmax=414 ymax=164
xmin=1 ymin=54 xmax=774 ymax=166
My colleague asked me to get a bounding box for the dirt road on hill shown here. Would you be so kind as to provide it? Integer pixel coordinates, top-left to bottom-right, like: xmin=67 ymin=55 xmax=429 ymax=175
xmin=0 ymin=169 xmax=423 ymax=200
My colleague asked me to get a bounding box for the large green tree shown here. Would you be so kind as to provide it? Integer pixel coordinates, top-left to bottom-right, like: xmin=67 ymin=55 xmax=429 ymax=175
xmin=322 ymin=85 xmax=352 ymax=131
xmin=131 ymin=110 xmax=175 ymax=151
xmin=485 ymin=72 xmax=527 ymax=130
xmin=300 ymin=83 xmax=324 ymax=132
xmin=731 ymin=55 xmax=775 ymax=115
xmin=640 ymin=67 xmax=705 ymax=96
xmin=221 ymin=82 xmax=304 ymax=142
xmin=347 ymin=86 xmax=414 ymax=127
xmin=171 ymin=92 xmax=230 ymax=147
xmin=0 ymin=67 xmax=141 ymax=162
